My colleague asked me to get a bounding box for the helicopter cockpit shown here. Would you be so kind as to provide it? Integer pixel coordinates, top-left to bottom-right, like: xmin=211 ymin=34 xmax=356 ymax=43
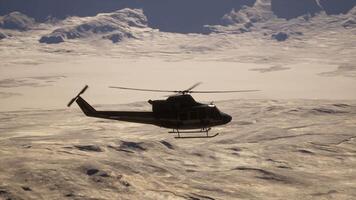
xmin=207 ymin=104 xmax=223 ymax=120
xmin=176 ymin=103 xmax=222 ymax=121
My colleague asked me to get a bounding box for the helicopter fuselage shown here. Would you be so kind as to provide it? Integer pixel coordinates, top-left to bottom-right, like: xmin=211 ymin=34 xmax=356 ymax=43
xmin=148 ymin=94 xmax=231 ymax=129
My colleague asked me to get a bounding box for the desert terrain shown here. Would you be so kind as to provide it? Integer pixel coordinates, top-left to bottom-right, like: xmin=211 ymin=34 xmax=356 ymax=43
xmin=0 ymin=0 xmax=355 ymax=199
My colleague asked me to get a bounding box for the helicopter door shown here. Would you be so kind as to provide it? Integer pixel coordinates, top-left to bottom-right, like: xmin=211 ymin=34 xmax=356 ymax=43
xmin=190 ymin=111 xmax=198 ymax=120
xmin=179 ymin=112 xmax=188 ymax=121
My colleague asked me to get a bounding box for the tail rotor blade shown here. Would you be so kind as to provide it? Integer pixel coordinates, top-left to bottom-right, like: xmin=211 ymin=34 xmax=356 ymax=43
xmin=78 ymin=85 xmax=89 ymax=96
xmin=67 ymin=98 xmax=77 ymax=107
xmin=67 ymin=85 xmax=89 ymax=107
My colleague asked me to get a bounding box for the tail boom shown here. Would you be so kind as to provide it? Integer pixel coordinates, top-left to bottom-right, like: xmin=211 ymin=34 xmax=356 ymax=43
xmin=68 ymin=86 xmax=156 ymax=125
xmin=76 ymin=96 xmax=156 ymax=125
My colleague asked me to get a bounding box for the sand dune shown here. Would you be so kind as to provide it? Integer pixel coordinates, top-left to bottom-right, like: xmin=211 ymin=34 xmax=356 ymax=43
xmin=0 ymin=100 xmax=355 ymax=199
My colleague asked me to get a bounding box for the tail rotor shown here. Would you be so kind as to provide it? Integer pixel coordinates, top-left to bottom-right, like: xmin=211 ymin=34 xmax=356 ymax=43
xmin=67 ymin=85 xmax=89 ymax=107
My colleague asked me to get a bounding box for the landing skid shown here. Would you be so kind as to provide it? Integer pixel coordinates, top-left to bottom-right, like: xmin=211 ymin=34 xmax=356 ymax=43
xmin=169 ymin=128 xmax=219 ymax=139
xmin=174 ymin=133 xmax=219 ymax=139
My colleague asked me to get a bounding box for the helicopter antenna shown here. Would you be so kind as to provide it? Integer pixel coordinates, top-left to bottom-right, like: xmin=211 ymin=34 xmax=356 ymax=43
xmin=109 ymin=82 xmax=259 ymax=95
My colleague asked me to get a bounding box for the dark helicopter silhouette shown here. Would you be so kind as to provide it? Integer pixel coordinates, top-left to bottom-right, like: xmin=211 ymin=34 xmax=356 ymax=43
xmin=67 ymin=83 xmax=258 ymax=139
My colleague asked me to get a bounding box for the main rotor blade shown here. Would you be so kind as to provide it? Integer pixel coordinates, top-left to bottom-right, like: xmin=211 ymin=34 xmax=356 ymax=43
xmin=185 ymin=82 xmax=202 ymax=92
xmin=109 ymin=86 xmax=176 ymax=93
xmin=190 ymin=90 xmax=260 ymax=93
xmin=109 ymin=85 xmax=259 ymax=94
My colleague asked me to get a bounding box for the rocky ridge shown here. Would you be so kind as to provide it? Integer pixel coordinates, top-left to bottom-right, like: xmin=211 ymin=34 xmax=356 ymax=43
xmin=39 ymin=8 xmax=147 ymax=44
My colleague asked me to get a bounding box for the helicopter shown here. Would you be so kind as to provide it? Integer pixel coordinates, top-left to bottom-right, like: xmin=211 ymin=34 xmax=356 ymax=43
xmin=67 ymin=83 xmax=258 ymax=139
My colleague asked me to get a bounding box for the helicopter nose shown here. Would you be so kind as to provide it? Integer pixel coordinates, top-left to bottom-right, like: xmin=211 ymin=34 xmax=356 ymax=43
xmin=222 ymin=113 xmax=232 ymax=124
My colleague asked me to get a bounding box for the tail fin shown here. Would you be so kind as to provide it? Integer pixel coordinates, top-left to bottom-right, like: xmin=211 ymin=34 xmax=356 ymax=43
xmin=76 ymin=96 xmax=96 ymax=116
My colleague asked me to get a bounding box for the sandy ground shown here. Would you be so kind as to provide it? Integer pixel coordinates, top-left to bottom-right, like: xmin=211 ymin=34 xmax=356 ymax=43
xmin=0 ymin=99 xmax=355 ymax=200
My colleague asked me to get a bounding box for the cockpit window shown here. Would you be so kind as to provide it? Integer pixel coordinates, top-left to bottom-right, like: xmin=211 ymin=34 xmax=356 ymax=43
xmin=208 ymin=108 xmax=221 ymax=120
xmin=198 ymin=109 xmax=207 ymax=119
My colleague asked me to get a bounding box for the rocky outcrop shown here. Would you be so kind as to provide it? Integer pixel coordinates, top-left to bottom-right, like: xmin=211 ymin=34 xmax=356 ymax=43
xmin=102 ymin=32 xmax=135 ymax=43
xmin=272 ymin=32 xmax=289 ymax=41
xmin=39 ymin=8 xmax=147 ymax=44
xmin=39 ymin=34 xmax=64 ymax=44
xmin=343 ymin=17 xmax=356 ymax=28
xmin=342 ymin=6 xmax=356 ymax=28
xmin=0 ymin=11 xmax=35 ymax=30
xmin=221 ymin=0 xmax=274 ymax=26
xmin=0 ymin=31 xmax=6 ymax=40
